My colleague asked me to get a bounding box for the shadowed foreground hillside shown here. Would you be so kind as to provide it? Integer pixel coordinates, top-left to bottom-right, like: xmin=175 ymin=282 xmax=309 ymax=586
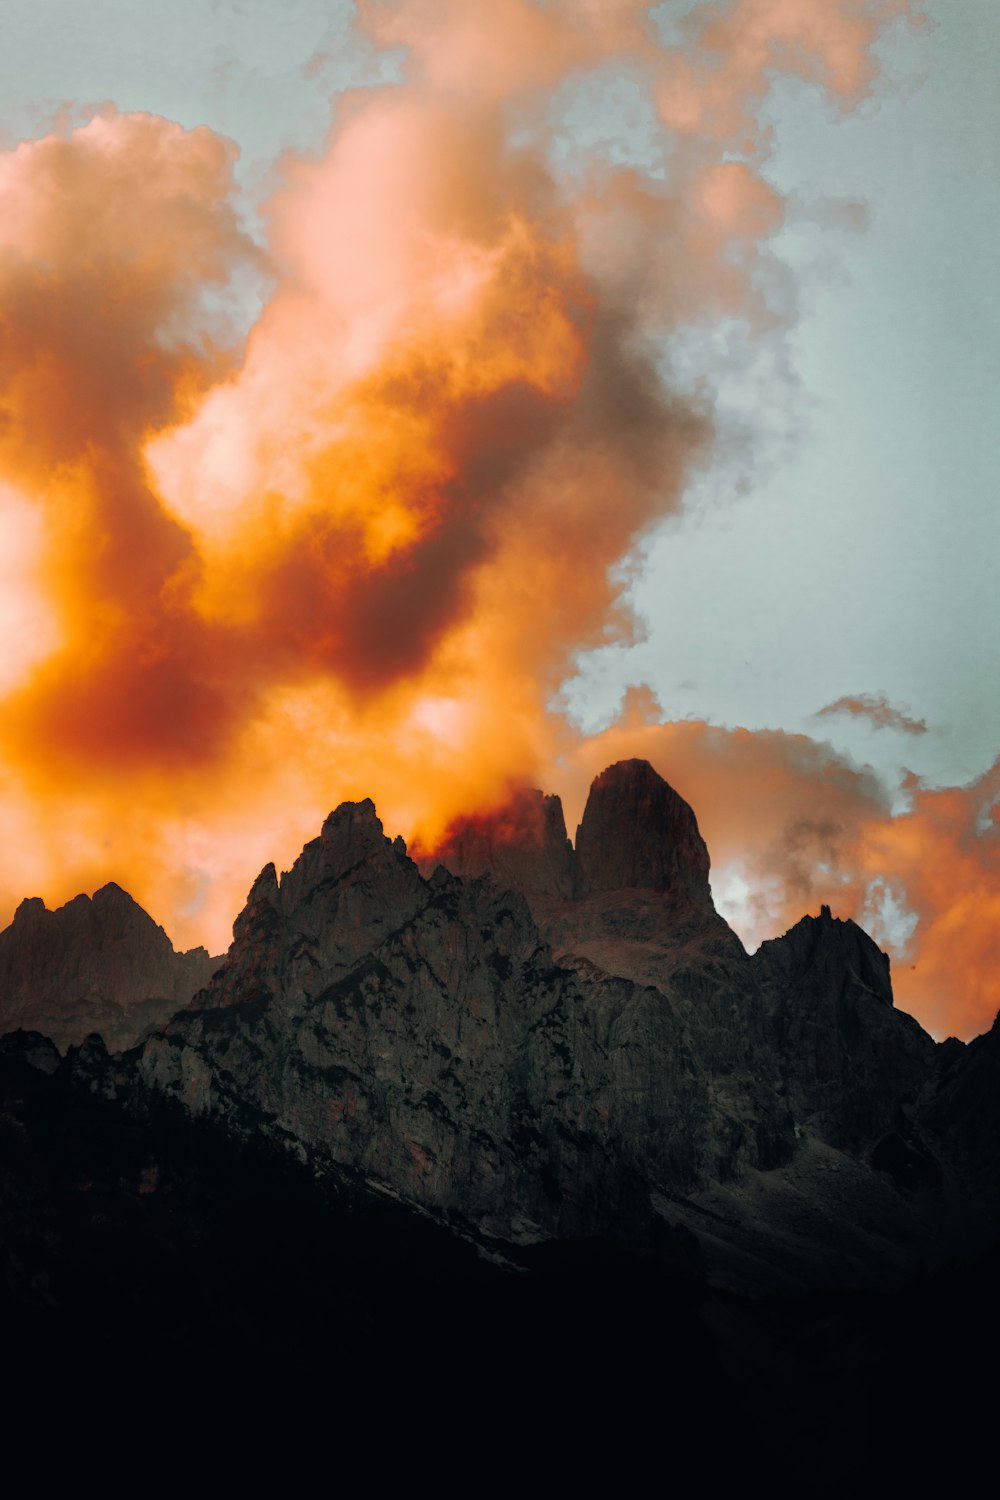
xmin=1 ymin=763 xmax=997 ymax=1486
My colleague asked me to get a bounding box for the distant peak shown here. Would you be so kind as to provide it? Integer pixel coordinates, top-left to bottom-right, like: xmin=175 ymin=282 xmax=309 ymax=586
xmin=321 ymin=798 xmax=383 ymax=839
xmin=424 ymin=786 xmax=573 ymax=899
xmin=575 ymin=759 xmax=711 ymax=902
xmin=92 ymin=882 xmax=139 ymax=908
xmin=12 ymin=895 xmax=48 ymax=925
xmin=423 ymin=760 xmax=715 ymax=906
xmin=590 ymin=758 xmax=666 ymax=789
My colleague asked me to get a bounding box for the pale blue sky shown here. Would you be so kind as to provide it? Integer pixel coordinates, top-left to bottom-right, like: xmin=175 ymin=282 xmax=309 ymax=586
xmin=567 ymin=0 xmax=1000 ymax=796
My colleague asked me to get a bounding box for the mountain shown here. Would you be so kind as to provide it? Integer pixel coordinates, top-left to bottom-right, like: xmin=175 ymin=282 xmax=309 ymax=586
xmin=0 ymin=882 xmax=220 ymax=1050
xmin=2 ymin=759 xmax=998 ymax=1482
xmin=20 ymin=757 xmax=983 ymax=1293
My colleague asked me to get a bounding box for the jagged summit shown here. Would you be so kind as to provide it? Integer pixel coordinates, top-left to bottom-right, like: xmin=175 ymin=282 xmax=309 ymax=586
xmin=426 ymin=785 xmax=574 ymax=899
xmin=574 ymin=759 xmax=711 ymax=902
xmin=240 ymin=798 xmax=418 ymax=914
xmin=211 ymin=795 xmax=429 ymax=1013
xmin=2 ymin=762 xmax=998 ymax=1304
xmin=424 ymin=759 xmax=711 ymax=909
xmin=12 ymin=895 xmax=47 ymax=925
xmin=763 ymin=903 xmax=894 ymax=1003
xmin=0 ymin=884 xmax=220 ymax=1052
xmin=318 ymin=795 xmax=385 ymax=850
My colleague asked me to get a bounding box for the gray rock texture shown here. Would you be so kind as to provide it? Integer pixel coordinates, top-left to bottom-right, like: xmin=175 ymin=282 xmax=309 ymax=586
xmin=127 ymin=763 xmax=997 ymax=1286
xmin=429 ymin=787 xmax=574 ymax=901
xmin=752 ymin=906 xmax=936 ymax=1151
xmin=574 ymin=757 xmax=713 ymax=902
xmin=0 ymin=883 xmax=220 ymax=1051
xmin=6 ymin=760 xmax=996 ymax=1291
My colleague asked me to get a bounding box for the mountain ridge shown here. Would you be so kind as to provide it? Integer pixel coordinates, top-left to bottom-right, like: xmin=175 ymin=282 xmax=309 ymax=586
xmin=3 ymin=759 xmax=996 ymax=1492
xmin=0 ymin=879 xmax=221 ymax=1051
xmin=1 ymin=759 xmax=996 ymax=1296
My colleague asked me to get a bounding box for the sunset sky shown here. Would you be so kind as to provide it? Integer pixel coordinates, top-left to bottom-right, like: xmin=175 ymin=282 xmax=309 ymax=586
xmin=0 ymin=0 xmax=996 ymax=1038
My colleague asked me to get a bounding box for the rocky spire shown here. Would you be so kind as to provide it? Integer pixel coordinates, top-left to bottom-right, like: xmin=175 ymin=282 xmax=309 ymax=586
xmin=428 ymin=760 xmax=713 ymax=909
xmin=424 ymin=786 xmax=574 ymax=899
xmin=574 ymin=759 xmax=712 ymax=903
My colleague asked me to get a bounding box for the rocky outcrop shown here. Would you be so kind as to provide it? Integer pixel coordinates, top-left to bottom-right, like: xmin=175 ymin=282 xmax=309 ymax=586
xmin=0 ymin=883 xmax=220 ymax=1052
xmin=574 ymin=759 xmax=712 ymax=903
xmin=925 ymin=1012 xmax=1000 ymax=1200
xmin=422 ymin=759 xmax=712 ymax=909
xmin=2 ymin=760 xmax=997 ymax=1293
xmin=751 ymin=905 xmax=937 ymax=1151
xmin=125 ymin=769 xmax=994 ymax=1286
xmin=426 ymin=787 xmax=574 ymax=901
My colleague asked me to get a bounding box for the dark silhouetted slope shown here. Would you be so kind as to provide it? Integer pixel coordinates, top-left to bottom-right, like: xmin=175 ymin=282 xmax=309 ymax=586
xmin=0 ymin=883 xmax=220 ymax=1050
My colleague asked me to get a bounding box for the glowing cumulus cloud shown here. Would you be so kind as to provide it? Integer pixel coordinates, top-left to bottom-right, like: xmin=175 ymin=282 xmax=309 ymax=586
xmin=3 ymin=2 xmax=995 ymax=1039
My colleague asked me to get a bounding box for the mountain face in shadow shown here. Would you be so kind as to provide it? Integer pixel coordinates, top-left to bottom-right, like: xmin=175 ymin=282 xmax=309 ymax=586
xmin=5 ymin=1025 xmax=994 ymax=1493
xmin=4 ymin=759 xmax=989 ymax=1291
xmin=0 ymin=882 xmax=221 ymax=1051
xmin=2 ymin=759 xmax=997 ymax=1482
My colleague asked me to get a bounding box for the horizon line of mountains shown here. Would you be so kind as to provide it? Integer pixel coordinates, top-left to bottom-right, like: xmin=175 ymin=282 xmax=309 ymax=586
xmin=0 ymin=754 xmax=979 ymax=1049
xmin=2 ymin=757 xmax=997 ymax=1298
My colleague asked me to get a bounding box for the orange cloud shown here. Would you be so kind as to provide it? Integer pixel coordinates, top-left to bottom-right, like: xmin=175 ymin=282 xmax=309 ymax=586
xmin=656 ymin=0 xmax=922 ymax=150
xmin=546 ymin=691 xmax=998 ymax=1039
xmin=0 ymin=111 xmax=256 ymax=779
xmin=0 ymin=3 xmax=957 ymax=1049
xmin=358 ymin=0 xmax=652 ymax=99
xmin=816 ymin=692 xmax=928 ymax=734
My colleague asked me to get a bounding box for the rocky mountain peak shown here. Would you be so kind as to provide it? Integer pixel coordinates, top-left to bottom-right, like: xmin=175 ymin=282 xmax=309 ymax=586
xmin=12 ymin=896 xmax=47 ymax=929
xmin=318 ymin=796 xmax=384 ymax=853
xmin=278 ymin=796 xmax=421 ymax=913
xmin=204 ymin=796 xmax=429 ymax=1012
xmin=574 ymin=759 xmax=712 ymax=902
xmin=91 ymin=881 xmax=138 ymax=911
xmin=426 ymin=759 xmax=713 ymax=912
xmin=762 ymin=905 xmax=894 ymax=1007
xmin=0 ymin=885 xmax=220 ymax=1052
xmin=423 ymin=785 xmax=574 ymax=899
xmin=751 ymin=904 xmax=933 ymax=1151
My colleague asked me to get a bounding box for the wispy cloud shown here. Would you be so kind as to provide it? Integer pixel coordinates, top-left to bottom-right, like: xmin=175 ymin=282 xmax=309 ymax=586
xmin=816 ymin=692 xmax=928 ymax=735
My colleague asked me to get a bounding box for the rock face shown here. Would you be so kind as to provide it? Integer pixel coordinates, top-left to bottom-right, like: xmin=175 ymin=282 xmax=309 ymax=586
xmin=428 ymin=788 xmax=574 ymax=901
xmin=753 ymin=906 xmax=936 ymax=1151
xmin=422 ymin=759 xmax=711 ymax=907
xmin=3 ymin=759 xmax=997 ymax=1293
xmin=124 ymin=764 xmax=995 ymax=1286
xmin=0 ymin=884 xmax=220 ymax=1052
xmin=574 ymin=758 xmax=712 ymax=902
xmin=141 ymin=801 xmax=646 ymax=1241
